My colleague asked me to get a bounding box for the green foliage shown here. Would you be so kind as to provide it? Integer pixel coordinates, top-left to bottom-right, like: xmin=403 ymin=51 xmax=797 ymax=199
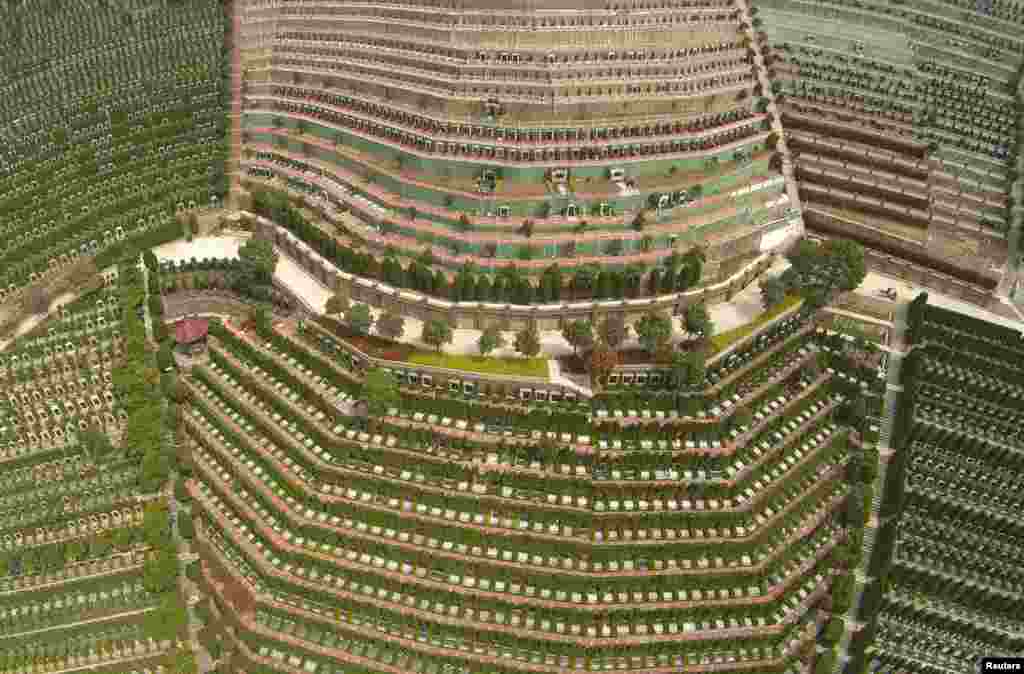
xmin=363 ymin=367 xmax=401 ymax=415
xmin=477 ymin=325 xmax=505 ymax=356
xmin=814 ymin=648 xmax=837 ymax=674
xmin=145 ymin=592 xmax=188 ymax=643
xmin=237 ymin=236 xmax=279 ymax=284
xmin=78 ymin=425 xmax=114 ymax=460
xmin=157 ymin=341 xmax=175 ymax=371
xmin=672 ymin=349 xmax=706 ymax=389
xmin=761 ymin=275 xmax=786 ymax=310
xmin=143 ymin=550 xmax=179 ymax=594
xmin=407 ymin=351 xmax=548 ymax=376
xmin=163 ymin=647 xmax=198 ymax=674
xmin=906 ymin=291 xmax=928 ymax=345
xmin=142 ymin=502 xmax=173 ymax=551
xmin=421 ymin=318 xmax=454 ymax=352
xmin=684 ymin=302 xmax=714 ymax=340
xmin=177 ymin=514 xmax=195 ymax=540
xmin=344 ymin=303 xmax=374 ymax=335
xmin=514 ymin=324 xmax=542 ymax=358
xmin=325 ymin=292 xmax=349 ymax=315
xmin=823 ymin=618 xmax=845 ymax=643
xmin=780 ymin=237 xmax=866 ymax=305
xmin=561 ymin=319 xmax=595 ymax=356
xmin=635 ymin=311 xmax=672 ymax=356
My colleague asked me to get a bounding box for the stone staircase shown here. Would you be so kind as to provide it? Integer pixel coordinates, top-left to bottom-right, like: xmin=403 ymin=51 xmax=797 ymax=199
xmin=735 ymin=0 xmax=805 ymax=230
xmin=830 ymin=302 xmax=909 ymax=673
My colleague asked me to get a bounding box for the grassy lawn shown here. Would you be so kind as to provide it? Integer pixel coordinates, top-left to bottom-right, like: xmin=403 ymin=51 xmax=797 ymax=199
xmin=408 ymin=351 xmax=549 ymax=378
xmin=709 ymin=295 xmax=804 ymax=356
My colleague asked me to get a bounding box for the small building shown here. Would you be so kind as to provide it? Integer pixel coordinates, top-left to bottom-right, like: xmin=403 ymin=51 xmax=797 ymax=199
xmin=173 ymin=317 xmax=209 ymax=355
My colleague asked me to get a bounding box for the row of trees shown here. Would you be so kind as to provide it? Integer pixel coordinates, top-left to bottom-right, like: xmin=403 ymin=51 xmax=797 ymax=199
xmin=252 ymin=188 xmax=709 ymax=305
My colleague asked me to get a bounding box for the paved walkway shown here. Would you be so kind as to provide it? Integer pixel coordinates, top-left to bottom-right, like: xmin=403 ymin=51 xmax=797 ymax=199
xmin=856 ymin=270 xmax=1024 ymax=332
xmin=831 ymin=300 xmax=908 ymax=673
xmin=152 ymin=235 xmax=793 ymax=364
xmin=737 ymin=0 xmax=805 ymax=224
xmin=0 ymin=290 xmax=77 ymax=352
xmin=153 ymin=235 xmax=332 ymax=315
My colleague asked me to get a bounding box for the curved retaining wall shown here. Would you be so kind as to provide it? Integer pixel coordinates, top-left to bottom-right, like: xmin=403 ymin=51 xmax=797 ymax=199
xmin=253 ymin=214 xmax=779 ymax=332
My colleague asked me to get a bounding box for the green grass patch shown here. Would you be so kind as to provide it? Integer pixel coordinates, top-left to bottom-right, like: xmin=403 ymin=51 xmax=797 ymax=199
xmin=408 ymin=351 xmax=549 ymax=378
xmin=709 ymin=294 xmax=804 ymax=355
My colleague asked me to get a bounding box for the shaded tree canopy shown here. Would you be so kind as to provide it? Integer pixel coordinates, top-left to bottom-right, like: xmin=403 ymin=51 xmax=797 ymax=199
xmin=363 ymin=367 xmax=401 ymax=415
xmin=237 ymin=237 xmax=279 ymax=284
xmin=344 ymin=303 xmax=374 ymax=335
xmin=515 ymin=325 xmax=542 ymax=358
xmin=478 ymin=325 xmax=505 ymax=356
xmin=780 ymin=237 xmax=866 ymax=304
xmin=635 ymin=311 xmax=672 ymax=356
xmin=421 ymin=319 xmax=454 ymax=351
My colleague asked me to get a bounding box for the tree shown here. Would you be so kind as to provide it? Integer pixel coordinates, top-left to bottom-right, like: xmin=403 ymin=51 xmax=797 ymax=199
xmin=344 ymin=303 xmax=374 ymax=335
xmin=824 ymin=238 xmax=867 ymax=292
xmin=846 ymin=484 xmax=866 ymax=527
xmin=599 ymin=315 xmax=630 ymax=350
xmin=142 ymin=502 xmax=173 ymax=551
xmin=588 ymin=344 xmax=619 ymax=388
xmin=823 ymin=618 xmax=845 ymax=644
xmin=421 ymin=319 xmax=453 ymax=351
xmin=375 ymin=311 xmax=406 ymax=341
xmin=760 ymin=275 xmax=786 ymax=310
xmin=478 ymin=325 xmax=505 ymax=356
xmin=79 ymin=425 xmax=114 ymax=460
xmin=325 ymin=292 xmax=350 ymax=315
xmin=237 ymin=237 xmax=279 ymax=284
xmin=142 ymin=550 xmax=179 ymax=593
xmin=685 ymin=350 xmax=706 ymax=387
xmin=157 ymin=341 xmax=175 ymax=372
xmin=672 ymin=349 xmax=706 ymax=389
xmin=635 ymin=311 xmax=672 ymax=356
xmin=782 ymin=236 xmax=866 ymax=304
xmin=515 ymin=324 xmax=542 ymax=358
xmin=561 ymin=319 xmax=595 ymax=357
xmin=684 ymin=302 xmax=714 ymax=341
xmin=814 ymin=649 xmax=837 ymax=674
xmin=363 ymin=368 xmax=400 ymax=415
xmin=144 ymin=592 xmax=188 ymax=644
xmin=177 ymin=516 xmax=195 ymax=540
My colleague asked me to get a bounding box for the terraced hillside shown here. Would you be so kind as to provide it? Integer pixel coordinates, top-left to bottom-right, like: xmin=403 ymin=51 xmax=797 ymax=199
xmin=0 ymin=259 xmax=188 ymax=674
xmin=0 ymin=0 xmax=228 ymax=309
xmin=181 ymin=299 xmax=883 ymax=674
xmin=233 ymin=0 xmax=795 ymax=281
xmin=755 ymin=0 xmax=1024 ymax=296
xmin=853 ymin=296 xmax=1024 ymax=673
